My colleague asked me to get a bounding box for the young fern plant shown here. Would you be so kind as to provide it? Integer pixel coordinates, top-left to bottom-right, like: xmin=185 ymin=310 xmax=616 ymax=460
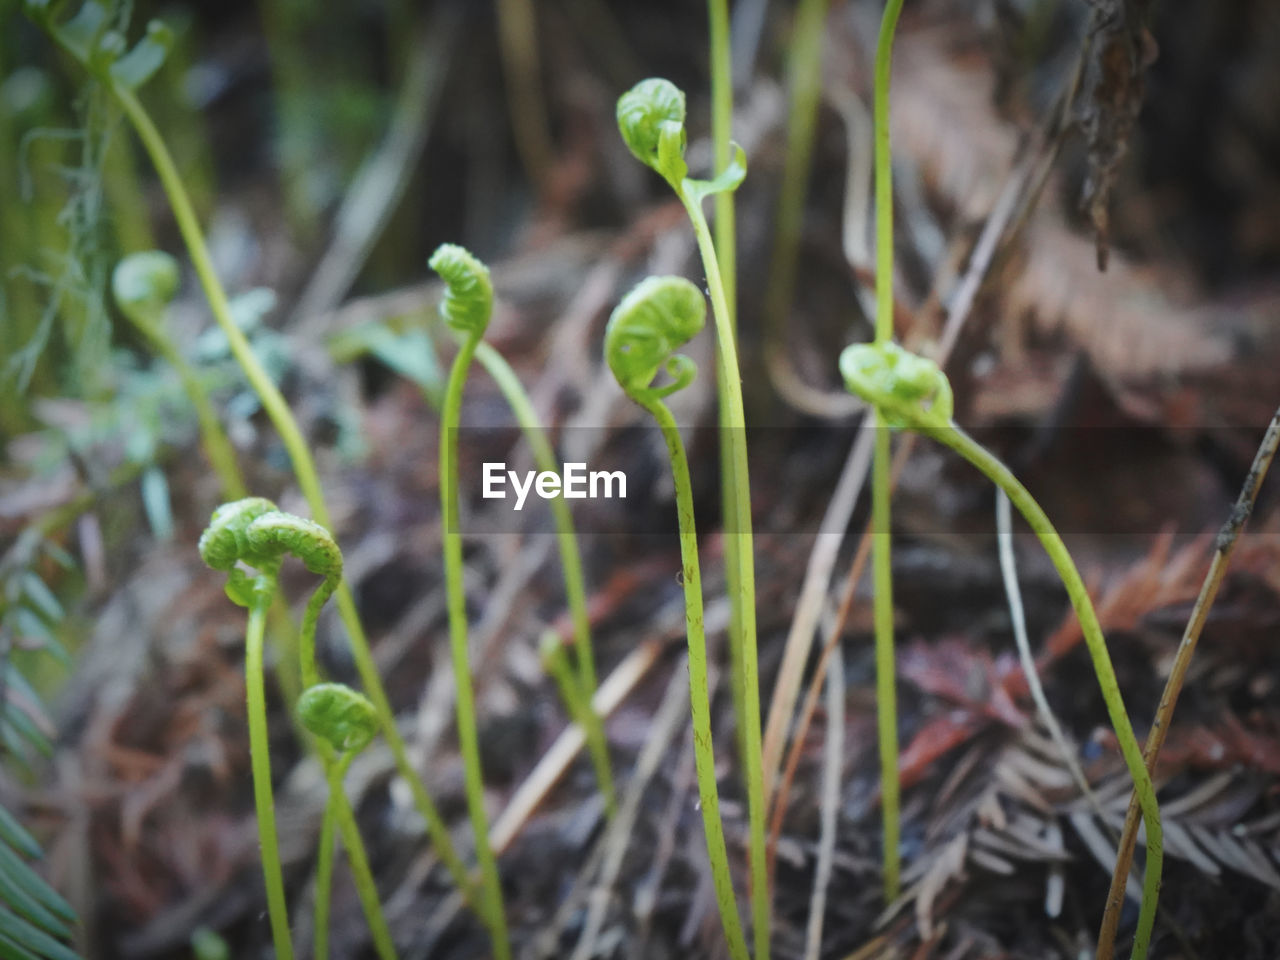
xmin=197 ymin=497 xmax=296 ymax=960
xmin=298 ymin=682 xmax=396 ymax=960
xmin=605 ymin=276 xmax=750 ymax=960
xmin=427 ymin=244 xmax=512 ymax=960
xmin=201 ymin=500 xmax=400 ymax=960
xmin=617 ymin=78 xmax=770 ymax=960
xmin=112 ymin=251 xmax=246 ymax=500
xmin=458 ymin=257 xmax=614 ymax=817
xmin=26 ymin=0 xmax=476 ymax=916
xmin=837 ymin=344 xmax=1164 ymax=959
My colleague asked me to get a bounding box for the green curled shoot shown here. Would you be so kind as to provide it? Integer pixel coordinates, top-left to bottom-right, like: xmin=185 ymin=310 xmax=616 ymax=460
xmin=839 ymin=341 xmax=954 ymax=429
xmin=428 ymin=243 xmax=493 ymax=339
xmin=247 ymin=511 xmax=343 ymax=584
xmin=605 ymin=276 xmax=705 ymax=401
xmin=197 ymin=497 xmax=280 ymax=573
xmin=617 ymin=78 xmax=687 ymax=185
xmin=297 ymin=683 xmax=379 ymax=755
xmin=112 ymin=250 xmax=180 ymax=330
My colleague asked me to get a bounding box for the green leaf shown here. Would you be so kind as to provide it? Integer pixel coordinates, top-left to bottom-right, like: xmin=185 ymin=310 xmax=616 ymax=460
xmin=139 ymin=467 xmax=174 ymax=542
xmin=683 ymin=141 xmax=747 ymax=205
xmin=109 ymin=21 xmax=172 ymax=91
xmin=9 ymin=611 xmax=68 ymax=667
xmin=2 ymin=702 xmax=53 ymax=759
xmin=0 ymin=856 xmax=71 ymax=939
xmin=329 ymin=324 xmax=444 ymax=408
xmin=18 ymin=576 xmax=61 ymax=626
xmin=0 ymin=906 xmax=79 ymax=960
xmin=0 ymin=844 xmax=76 ymax=925
xmin=0 ymin=809 xmax=41 ymax=863
xmin=0 ymin=929 xmax=42 ymax=960
xmin=53 ymin=2 xmax=109 ymax=63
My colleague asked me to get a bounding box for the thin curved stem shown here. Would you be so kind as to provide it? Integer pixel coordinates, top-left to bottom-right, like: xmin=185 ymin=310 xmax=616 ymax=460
xmin=474 ymin=342 xmax=615 ymax=816
xmin=133 ymin=319 xmax=247 ymax=500
xmin=313 ymin=791 xmax=337 ymax=960
xmin=871 ymin=412 xmax=900 ymax=900
xmin=923 ymin=423 xmax=1162 ymax=960
xmin=873 ymin=0 xmax=905 ymax=344
xmin=707 ymin=0 xmax=749 ymax=806
xmin=244 ymin=585 xmax=294 ymax=960
xmin=681 ymin=193 xmax=769 ymax=960
xmin=110 ymin=84 xmax=475 ymax=913
xmin=326 ymin=753 xmax=399 ymax=960
xmin=441 ymin=335 xmax=511 ymax=960
xmin=642 ymin=394 xmax=749 ymax=960
xmin=996 ymin=491 xmax=1104 ymax=818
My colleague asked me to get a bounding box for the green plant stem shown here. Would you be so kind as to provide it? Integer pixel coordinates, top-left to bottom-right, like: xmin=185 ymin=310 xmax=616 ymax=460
xmin=325 ymin=753 xmax=399 ymax=960
xmin=873 ymin=0 xmax=905 ymax=345
xmin=109 ymin=85 xmax=475 ymax=913
xmin=920 ymin=422 xmax=1162 ymax=960
xmin=706 ymin=0 xmax=749 ymax=796
xmin=763 ymin=0 xmax=829 ymax=347
xmin=441 ymin=335 xmax=511 ymax=960
xmin=642 ymin=393 xmax=749 ymax=960
xmin=313 ymin=796 xmax=337 ymax=960
xmin=870 ymin=0 xmax=905 ymax=907
xmin=474 ymin=342 xmax=615 ymax=816
xmin=680 ymin=193 xmax=769 ymax=960
xmin=244 ymin=585 xmax=294 ymax=960
xmin=131 ymin=321 xmax=245 ymax=500
xmin=871 ymin=411 xmax=900 ymax=900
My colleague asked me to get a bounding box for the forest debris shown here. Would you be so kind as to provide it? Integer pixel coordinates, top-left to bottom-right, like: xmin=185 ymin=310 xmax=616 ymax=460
xmin=1077 ymin=0 xmax=1159 ymax=270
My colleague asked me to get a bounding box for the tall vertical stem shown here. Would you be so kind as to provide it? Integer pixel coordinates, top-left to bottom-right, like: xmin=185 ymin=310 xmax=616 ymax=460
xmin=441 ymin=336 xmax=511 ymax=960
xmin=645 ymin=396 xmax=750 ymax=960
xmin=245 ymin=588 xmax=295 ymax=960
xmin=870 ymin=0 xmax=906 ymax=905
xmin=682 ymin=196 xmax=769 ymax=960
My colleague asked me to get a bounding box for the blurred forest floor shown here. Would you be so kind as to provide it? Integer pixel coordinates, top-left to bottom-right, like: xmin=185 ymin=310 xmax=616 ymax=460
xmin=3 ymin=0 xmax=1280 ymax=958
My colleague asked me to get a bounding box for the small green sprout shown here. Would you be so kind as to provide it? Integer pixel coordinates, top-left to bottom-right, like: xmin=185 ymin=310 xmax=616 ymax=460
xmin=29 ymin=3 xmax=471 ymax=911
xmin=429 ymin=243 xmax=512 ymax=960
xmin=616 ymin=78 xmax=768 ymax=959
xmin=198 ymin=498 xmax=293 ymax=960
xmin=606 ymin=276 xmax=751 ymax=960
xmin=297 ymin=682 xmax=395 ymax=960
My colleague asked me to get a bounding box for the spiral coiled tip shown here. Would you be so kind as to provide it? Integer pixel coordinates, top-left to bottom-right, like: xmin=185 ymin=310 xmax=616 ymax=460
xmin=428 ymin=243 xmax=493 ymax=338
xmin=297 ymin=682 xmax=379 ymax=754
xmin=198 ymin=497 xmax=279 ymax=571
xmin=616 ymin=78 xmax=687 ymax=177
xmin=113 ymin=251 xmax=179 ymax=327
xmin=839 ymin=341 xmax=954 ymax=428
xmin=246 ymin=511 xmax=343 ymax=582
xmin=605 ymin=276 xmax=705 ymax=398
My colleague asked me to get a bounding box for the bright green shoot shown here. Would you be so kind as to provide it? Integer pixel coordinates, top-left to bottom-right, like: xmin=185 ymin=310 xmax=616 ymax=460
xmin=27 ymin=0 xmax=475 ymax=916
xmin=473 ymin=341 xmax=616 ymax=817
xmin=706 ymin=0 xmax=750 ymax=802
xmin=617 ymin=77 xmax=770 ymax=960
xmin=866 ymin=0 xmax=907 ymax=902
xmin=112 ymin=251 xmax=246 ymax=500
xmin=201 ymin=500 xmax=401 ymax=960
xmin=840 ymin=341 xmax=1163 ymax=959
xmin=428 ymin=244 xmax=512 ymax=960
xmin=298 ymin=682 xmax=397 ymax=960
xmin=605 ymin=275 xmax=749 ymax=960
xmin=197 ymin=498 xmax=294 ymax=960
